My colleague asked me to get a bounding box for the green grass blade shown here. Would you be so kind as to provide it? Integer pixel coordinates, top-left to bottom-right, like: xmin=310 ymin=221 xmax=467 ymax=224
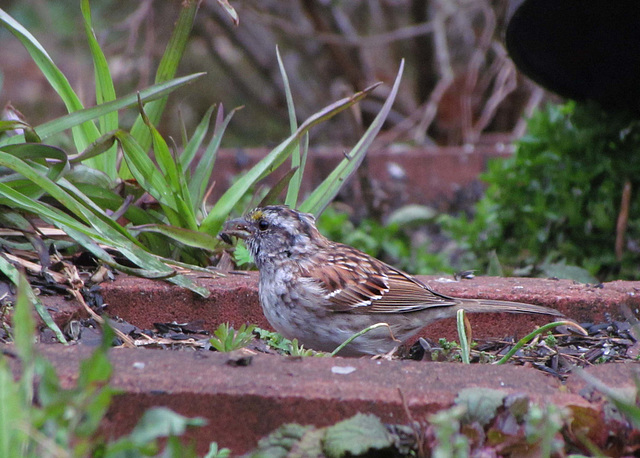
xmin=0 ymin=256 xmax=66 ymax=344
xmin=68 ymin=131 xmax=117 ymax=164
xmin=456 ymin=309 xmax=471 ymax=364
xmin=276 ymin=47 xmax=303 ymax=208
xmin=81 ymin=0 xmax=118 ymax=177
xmin=494 ymin=321 xmax=579 ymax=365
xmin=180 ymin=105 xmax=215 ymax=170
xmin=300 ymin=60 xmax=404 ymax=216
xmin=128 ymin=0 xmax=199 ymax=152
xmin=0 ymin=356 xmax=28 ymax=456
xmin=115 ymin=130 xmax=178 ymax=211
xmin=0 ymin=150 xmax=145 ymax=248
xmin=259 ymin=167 xmax=299 ymax=207
xmin=190 ymin=106 xmax=239 ymax=207
xmin=0 ymin=143 xmax=69 ymax=185
xmin=130 ymin=224 xmax=218 ymax=251
xmin=200 ymin=84 xmax=378 ymax=235
xmin=139 ymin=100 xmax=180 ymax=188
xmin=0 ymin=7 xmax=98 ymax=153
xmin=138 ymin=100 xmax=196 ymax=227
xmin=0 ymin=74 xmax=204 ymax=148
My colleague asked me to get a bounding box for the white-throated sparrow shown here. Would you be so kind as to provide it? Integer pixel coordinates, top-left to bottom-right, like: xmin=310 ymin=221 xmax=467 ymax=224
xmin=220 ymin=205 xmax=564 ymax=356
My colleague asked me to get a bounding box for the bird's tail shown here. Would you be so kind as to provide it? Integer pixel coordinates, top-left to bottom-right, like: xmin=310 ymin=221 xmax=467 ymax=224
xmin=454 ymin=298 xmax=563 ymax=317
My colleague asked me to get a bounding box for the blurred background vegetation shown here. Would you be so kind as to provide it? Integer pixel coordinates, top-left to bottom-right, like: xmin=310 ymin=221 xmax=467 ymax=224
xmin=1 ymin=0 xmax=545 ymax=146
xmin=0 ymin=0 xmax=638 ymax=283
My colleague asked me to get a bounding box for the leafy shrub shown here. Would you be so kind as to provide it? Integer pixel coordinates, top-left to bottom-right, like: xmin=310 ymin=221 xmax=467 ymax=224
xmin=443 ymin=101 xmax=640 ymax=281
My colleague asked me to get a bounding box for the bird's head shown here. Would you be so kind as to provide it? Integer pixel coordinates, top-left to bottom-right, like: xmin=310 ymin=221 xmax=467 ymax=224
xmin=219 ymin=205 xmax=326 ymax=267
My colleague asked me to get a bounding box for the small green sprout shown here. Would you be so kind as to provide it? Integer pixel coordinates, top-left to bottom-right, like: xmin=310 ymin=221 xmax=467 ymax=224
xmin=209 ymin=323 xmax=255 ymax=352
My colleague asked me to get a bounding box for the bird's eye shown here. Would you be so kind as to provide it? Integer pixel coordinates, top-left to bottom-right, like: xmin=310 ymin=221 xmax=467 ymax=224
xmin=258 ymin=219 xmax=269 ymax=231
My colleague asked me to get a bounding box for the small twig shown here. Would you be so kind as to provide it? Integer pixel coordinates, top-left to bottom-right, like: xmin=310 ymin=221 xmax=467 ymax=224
xmin=512 ymin=84 xmax=545 ymax=138
xmin=246 ymin=8 xmax=436 ymax=48
xmin=69 ymin=289 xmax=135 ymax=348
xmin=397 ymin=388 xmax=426 ymax=458
xmin=468 ymin=55 xmax=517 ymax=142
xmin=414 ymin=1 xmax=454 ymax=143
xmin=461 ymin=2 xmax=496 ymax=142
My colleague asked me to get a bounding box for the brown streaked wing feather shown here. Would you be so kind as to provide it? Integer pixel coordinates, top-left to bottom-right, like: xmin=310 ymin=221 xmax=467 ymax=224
xmin=365 ymin=267 xmax=458 ymax=313
xmin=303 ymin=244 xmax=458 ymax=313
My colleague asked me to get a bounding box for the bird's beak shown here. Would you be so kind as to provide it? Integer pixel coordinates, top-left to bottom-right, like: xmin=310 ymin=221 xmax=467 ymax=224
xmin=218 ymin=218 xmax=252 ymax=244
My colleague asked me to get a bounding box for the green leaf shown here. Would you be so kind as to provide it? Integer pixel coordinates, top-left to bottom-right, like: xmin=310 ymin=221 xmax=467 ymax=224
xmin=250 ymin=423 xmax=312 ymax=456
xmin=0 ymin=358 xmax=28 ymax=457
xmin=129 ymin=407 xmax=206 ymax=446
xmin=233 ymin=241 xmax=253 ymax=267
xmin=322 ymin=413 xmax=394 ymax=457
xmin=0 ymin=142 xmax=68 ymax=176
xmin=69 ymin=131 xmax=118 ymax=165
xmin=0 ymin=179 xmax=209 ymax=297
xmin=300 ymin=60 xmax=404 ymax=216
xmin=137 ymin=100 xmax=197 ymax=229
xmin=387 ymin=204 xmax=437 ymax=226
xmin=115 ymin=130 xmax=178 ymax=212
xmin=258 ymin=167 xmax=299 ymax=207
xmin=0 ymin=120 xmax=40 ymax=142
xmin=11 ymin=275 xmax=36 ymax=366
xmin=203 ymin=442 xmax=232 ymax=458
xmin=539 ymin=260 xmax=597 ymax=284
xmin=455 ymin=388 xmax=506 ymax=426
xmin=180 ymin=105 xmax=215 ymax=170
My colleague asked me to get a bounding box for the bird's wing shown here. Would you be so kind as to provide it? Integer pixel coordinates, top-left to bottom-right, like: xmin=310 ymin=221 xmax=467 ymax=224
xmin=304 ymin=245 xmax=458 ymax=314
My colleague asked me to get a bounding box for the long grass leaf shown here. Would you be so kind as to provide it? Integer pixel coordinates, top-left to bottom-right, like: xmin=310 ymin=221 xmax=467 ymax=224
xmin=138 ymin=100 xmax=195 ymax=227
xmin=180 ymin=105 xmax=215 ymax=170
xmin=200 ymin=84 xmax=378 ymax=235
xmin=259 ymin=167 xmax=299 ymax=207
xmin=0 ymin=74 xmax=204 ymax=148
xmin=81 ymin=0 xmax=118 ymax=177
xmin=190 ymin=106 xmax=239 ymax=206
xmin=276 ymin=47 xmax=303 ymax=208
xmin=0 ymin=143 xmax=69 ymax=183
xmin=128 ymin=0 xmax=199 ymax=152
xmin=115 ymin=131 xmax=178 ymax=211
xmin=130 ymin=224 xmax=218 ymax=250
xmin=300 ymin=61 xmax=404 ymax=216
xmin=0 ymin=256 xmax=66 ymax=344
xmin=0 ymin=7 xmax=98 ymax=153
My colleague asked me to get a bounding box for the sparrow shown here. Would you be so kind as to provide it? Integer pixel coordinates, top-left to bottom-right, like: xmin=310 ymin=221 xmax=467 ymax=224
xmin=220 ymin=205 xmax=564 ymax=356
